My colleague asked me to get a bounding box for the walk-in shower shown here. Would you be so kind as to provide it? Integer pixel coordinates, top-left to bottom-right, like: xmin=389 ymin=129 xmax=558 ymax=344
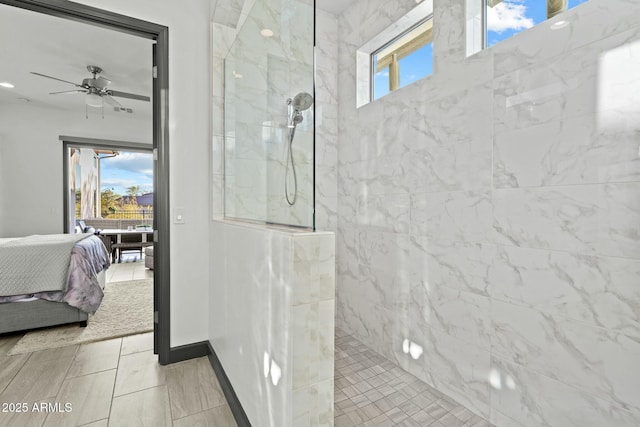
xmin=223 ymin=0 xmax=315 ymax=229
xmin=285 ymin=91 xmax=313 ymax=206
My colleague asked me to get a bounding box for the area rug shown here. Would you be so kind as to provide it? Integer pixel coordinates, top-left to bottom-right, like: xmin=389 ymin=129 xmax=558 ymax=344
xmin=9 ymin=279 xmax=153 ymax=355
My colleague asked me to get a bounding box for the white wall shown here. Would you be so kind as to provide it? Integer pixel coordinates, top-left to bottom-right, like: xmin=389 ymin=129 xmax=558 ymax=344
xmin=335 ymin=0 xmax=640 ymax=426
xmin=0 ymin=102 xmax=150 ymax=237
xmin=55 ymin=0 xmax=213 ymax=347
xmin=77 ymin=147 xmax=99 ymax=219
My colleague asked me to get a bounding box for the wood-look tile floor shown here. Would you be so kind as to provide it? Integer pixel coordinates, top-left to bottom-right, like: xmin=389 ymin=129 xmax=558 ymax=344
xmin=0 ymin=332 xmax=237 ymax=427
xmin=334 ymin=328 xmax=494 ymax=427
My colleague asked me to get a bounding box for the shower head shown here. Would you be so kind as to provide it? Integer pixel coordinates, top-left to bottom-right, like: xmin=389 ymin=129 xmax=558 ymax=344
xmin=292 ymin=114 xmax=303 ymax=125
xmin=291 ymin=92 xmax=313 ymax=112
xmin=286 ymin=92 xmax=313 ymax=129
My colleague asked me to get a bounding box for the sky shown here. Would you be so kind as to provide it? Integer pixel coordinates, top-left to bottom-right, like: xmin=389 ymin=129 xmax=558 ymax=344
xmin=373 ymin=43 xmax=433 ymax=100
xmin=487 ymin=0 xmax=590 ymax=47
xmin=373 ymin=0 xmax=590 ymax=98
xmin=100 ymin=151 xmax=153 ymax=195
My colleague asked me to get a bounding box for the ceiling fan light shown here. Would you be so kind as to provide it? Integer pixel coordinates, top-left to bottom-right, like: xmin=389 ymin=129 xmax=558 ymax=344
xmin=85 ymin=93 xmax=102 ymax=107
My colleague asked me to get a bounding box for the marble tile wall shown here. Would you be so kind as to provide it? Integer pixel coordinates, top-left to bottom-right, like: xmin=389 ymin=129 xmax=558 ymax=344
xmin=334 ymin=0 xmax=640 ymax=426
xmin=210 ymin=220 xmax=335 ymax=427
xmin=291 ymin=233 xmax=336 ymax=426
xmin=314 ymin=8 xmax=339 ymax=232
xmin=211 ymin=10 xmax=235 ymax=219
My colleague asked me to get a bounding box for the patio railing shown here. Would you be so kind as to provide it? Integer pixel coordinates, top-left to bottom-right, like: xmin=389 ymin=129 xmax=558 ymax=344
xmin=104 ymin=209 xmax=153 ymax=221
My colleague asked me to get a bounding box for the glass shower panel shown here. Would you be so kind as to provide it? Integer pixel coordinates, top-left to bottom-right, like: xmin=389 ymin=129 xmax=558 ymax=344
xmin=224 ymin=0 xmax=315 ymax=229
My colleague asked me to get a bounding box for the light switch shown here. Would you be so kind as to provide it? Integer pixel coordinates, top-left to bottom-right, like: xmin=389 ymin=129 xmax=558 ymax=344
xmin=174 ymin=207 xmax=185 ymax=224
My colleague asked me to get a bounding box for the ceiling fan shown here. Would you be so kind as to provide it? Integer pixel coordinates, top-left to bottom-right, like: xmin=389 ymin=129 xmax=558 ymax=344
xmin=30 ymin=65 xmax=150 ymax=108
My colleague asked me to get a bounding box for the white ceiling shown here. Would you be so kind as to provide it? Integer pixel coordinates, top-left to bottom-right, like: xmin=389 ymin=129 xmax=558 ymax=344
xmin=0 ymin=4 xmax=153 ymax=118
xmin=317 ymin=0 xmax=356 ymax=15
xmin=0 ymin=1 xmax=352 ymax=119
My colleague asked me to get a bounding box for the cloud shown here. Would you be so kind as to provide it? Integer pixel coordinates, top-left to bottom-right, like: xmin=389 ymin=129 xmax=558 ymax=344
xmin=101 ymin=177 xmax=152 ymax=189
xmin=102 ymin=152 xmax=153 ymax=179
xmin=101 ymin=178 xmax=138 ymax=188
xmin=138 ymin=168 xmax=154 ymax=178
xmin=487 ymin=1 xmax=534 ymax=34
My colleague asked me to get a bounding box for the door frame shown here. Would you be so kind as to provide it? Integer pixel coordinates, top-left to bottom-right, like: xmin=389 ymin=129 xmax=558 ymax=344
xmin=1 ymin=0 xmax=172 ymax=365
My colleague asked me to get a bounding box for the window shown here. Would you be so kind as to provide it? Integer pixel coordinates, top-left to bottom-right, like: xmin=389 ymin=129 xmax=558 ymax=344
xmin=371 ymin=17 xmax=434 ymax=100
xmin=467 ymin=0 xmax=590 ymax=55
xmin=356 ymin=0 xmax=433 ymax=107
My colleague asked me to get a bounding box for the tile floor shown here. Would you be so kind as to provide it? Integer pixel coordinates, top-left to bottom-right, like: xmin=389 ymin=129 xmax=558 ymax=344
xmin=105 ymin=254 xmax=153 ymax=283
xmin=334 ymin=328 xmax=493 ymax=427
xmin=0 ymin=328 xmax=493 ymax=427
xmin=0 ymin=257 xmax=234 ymax=427
xmin=0 ymin=332 xmax=237 ymax=427
xmin=1 ymin=257 xmax=492 ymax=427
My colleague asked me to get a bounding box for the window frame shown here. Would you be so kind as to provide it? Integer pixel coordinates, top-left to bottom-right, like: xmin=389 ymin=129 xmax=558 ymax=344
xmin=468 ymin=0 xmax=589 ymax=55
xmin=355 ymin=0 xmax=433 ymax=108
xmin=370 ymin=14 xmax=434 ymax=101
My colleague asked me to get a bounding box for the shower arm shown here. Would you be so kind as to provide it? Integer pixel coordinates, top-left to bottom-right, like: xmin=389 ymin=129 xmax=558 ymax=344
xmin=286 ymin=98 xmax=294 ymax=128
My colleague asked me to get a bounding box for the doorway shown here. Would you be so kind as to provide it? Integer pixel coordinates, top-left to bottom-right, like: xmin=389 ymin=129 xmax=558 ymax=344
xmin=62 ymin=138 xmax=154 ymax=238
xmin=1 ymin=0 xmax=171 ymax=364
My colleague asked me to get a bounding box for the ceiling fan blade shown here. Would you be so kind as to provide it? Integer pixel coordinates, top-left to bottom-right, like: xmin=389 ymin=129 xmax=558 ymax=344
xmin=31 ymin=72 xmax=80 ymax=87
xmin=94 ymin=76 xmax=111 ymax=89
xmin=108 ymin=90 xmax=150 ymax=102
xmin=49 ymin=90 xmax=87 ymax=95
xmin=103 ymin=95 xmax=123 ymax=107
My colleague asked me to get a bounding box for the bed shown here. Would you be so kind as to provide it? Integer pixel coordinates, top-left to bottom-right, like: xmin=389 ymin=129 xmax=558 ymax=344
xmin=0 ymin=234 xmax=110 ymax=334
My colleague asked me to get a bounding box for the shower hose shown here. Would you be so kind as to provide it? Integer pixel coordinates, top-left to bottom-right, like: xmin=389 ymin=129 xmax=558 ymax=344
xmin=285 ymin=126 xmax=297 ymax=206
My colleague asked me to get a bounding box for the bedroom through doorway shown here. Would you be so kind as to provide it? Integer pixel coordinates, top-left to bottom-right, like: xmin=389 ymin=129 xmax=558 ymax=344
xmin=0 ymin=0 xmax=171 ymax=362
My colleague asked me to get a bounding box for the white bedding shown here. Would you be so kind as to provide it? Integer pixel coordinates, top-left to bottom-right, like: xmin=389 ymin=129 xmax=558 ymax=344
xmin=0 ymin=234 xmax=87 ymax=296
xmin=0 ymin=235 xmax=110 ymax=313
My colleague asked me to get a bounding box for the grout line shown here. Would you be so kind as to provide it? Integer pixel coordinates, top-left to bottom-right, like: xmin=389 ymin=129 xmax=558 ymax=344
xmin=106 ymin=339 xmax=124 ymax=424
xmin=171 ymin=403 xmax=232 ymax=423
xmin=166 ymin=374 xmax=175 ymax=423
xmin=334 ymin=333 xmax=494 ymax=426
xmin=0 ymin=346 xmax=31 ymax=396
xmin=110 ymin=353 xmax=166 ymax=400
xmin=66 ymin=366 xmax=119 ymax=381
xmin=41 ymin=346 xmax=80 ymax=427
xmin=110 ymin=383 xmax=168 ymax=400
xmin=77 ymin=419 xmax=109 ymax=427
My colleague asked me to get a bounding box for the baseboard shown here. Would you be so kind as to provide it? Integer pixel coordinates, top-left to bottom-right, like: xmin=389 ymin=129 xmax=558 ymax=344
xmin=167 ymin=341 xmax=210 ymax=364
xmin=167 ymin=341 xmax=250 ymax=426
xmin=207 ymin=342 xmax=251 ymax=427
